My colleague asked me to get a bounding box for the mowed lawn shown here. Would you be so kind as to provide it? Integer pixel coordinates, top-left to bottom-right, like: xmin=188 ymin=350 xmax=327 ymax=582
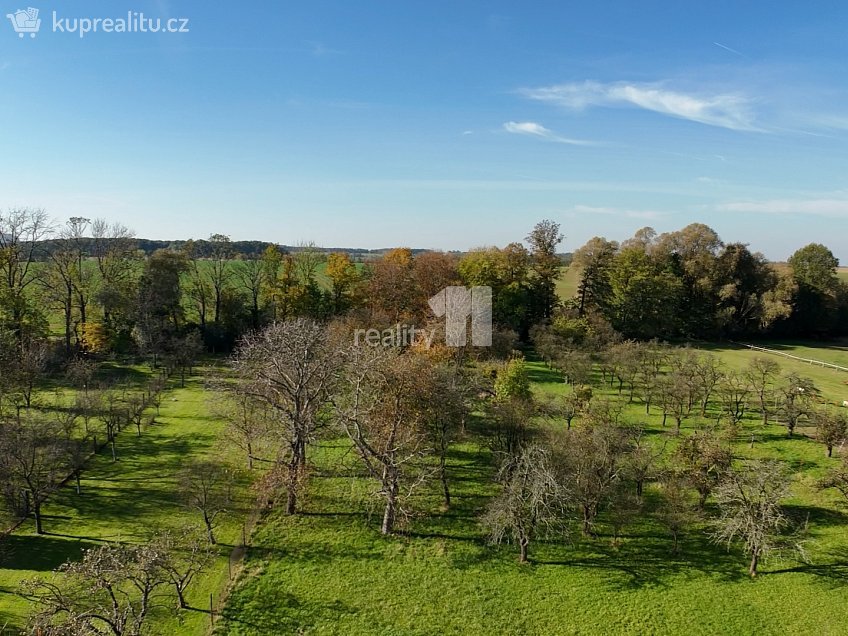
xmin=0 ymin=373 xmax=251 ymax=634
xmin=220 ymin=344 xmax=848 ymax=636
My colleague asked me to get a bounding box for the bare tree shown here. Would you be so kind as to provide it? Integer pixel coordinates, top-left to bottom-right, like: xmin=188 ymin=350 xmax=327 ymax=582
xmin=674 ymin=428 xmax=732 ymax=510
xmin=234 ymin=256 xmax=267 ymax=329
xmin=636 ymin=340 xmax=669 ymax=415
xmin=626 ymin=429 xmax=665 ymax=501
xmin=184 ymin=239 xmax=212 ymax=330
xmin=486 ymin=397 xmax=535 ymax=466
xmin=482 ymin=443 xmax=566 ymax=563
xmin=293 ymin=241 xmax=325 ymax=286
xmin=156 ymin=527 xmax=214 ymax=610
xmin=25 ymin=542 xmax=170 ymax=635
xmin=233 ymin=318 xmax=339 ymax=515
xmin=0 ymin=418 xmax=66 ymax=534
xmin=208 ymin=233 xmax=234 ymax=323
xmin=422 ymin=363 xmax=471 ymax=508
xmin=813 ymin=407 xmax=847 ymax=457
xmin=0 ymin=207 xmax=52 ymax=341
xmin=655 ymin=474 xmax=695 ymax=554
xmin=717 ymin=372 xmax=750 ymax=431
xmin=663 ymin=370 xmax=695 ymax=435
xmin=778 ymin=373 xmax=819 ymax=438
xmin=819 ymin=456 xmax=848 ymax=505
xmin=334 ymin=346 xmax=433 ymax=534
xmin=554 ymin=421 xmax=633 ymax=536
xmin=712 ymin=460 xmax=793 ymax=578
xmin=14 ymin=337 xmax=48 ymax=412
xmin=178 ymin=460 xmax=233 ymax=544
xmin=693 ymin=353 xmax=724 ymax=416
xmin=217 ymin=390 xmax=270 ymax=470
xmin=744 ymin=357 xmax=781 ymax=426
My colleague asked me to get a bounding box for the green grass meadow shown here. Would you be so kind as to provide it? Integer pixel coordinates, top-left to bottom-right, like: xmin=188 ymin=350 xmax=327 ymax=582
xmin=0 ymin=370 xmax=254 ymax=634
xmin=218 ymin=344 xmax=848 ymax=636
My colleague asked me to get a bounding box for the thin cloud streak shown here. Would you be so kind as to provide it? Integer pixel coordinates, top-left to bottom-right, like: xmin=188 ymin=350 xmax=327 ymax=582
xmin=519 ymin=80 xmax=761 ymax=132
xmin=718 ymin=198 xmax=848 ymax=218
xmin=569 ymin=204 xmax=664 ymax=220
xmin=502 ymin=121 xmax=600 ymax=146
xmin=713 ymin=42 xmax=743 ymax=56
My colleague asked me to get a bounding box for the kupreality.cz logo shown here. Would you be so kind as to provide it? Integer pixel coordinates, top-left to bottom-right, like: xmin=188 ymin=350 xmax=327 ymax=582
xmin=5 ymin=6 xmax=190 ymax=39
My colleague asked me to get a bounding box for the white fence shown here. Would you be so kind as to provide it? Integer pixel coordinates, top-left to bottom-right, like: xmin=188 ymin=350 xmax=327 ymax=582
xmin=732 ymin=342 xmax=848 ymax=373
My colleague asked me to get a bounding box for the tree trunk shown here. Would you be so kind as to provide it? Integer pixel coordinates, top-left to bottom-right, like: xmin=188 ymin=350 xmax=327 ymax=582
xmin=286 ymin=474 xmax=298 ymax=515
xmin=439 ymin=454 xmax=450 ymax=508
xmin=518 ymin=536 xmax=529 ymax=563
xmin=286 ymin=445 xmax=305 ymax=515
xmin=749 ymin=551 xmax=759 ymax=578
xmin=381 ymin=479 xmax=399 ymax=535
xmin=64 ymin=305 xmax=72 ymax=356
xmin=34 ymin=499 xmax=44 ymax=535
xmin=827 ymin=445 xmax=833 ymax=458
xmin=582 ymin=504 xmax=593 ymax=536
xmin=176 ymin=587 xmax=188 ymax=610
xmin=204 ymin=512 xmax=216 ymax=545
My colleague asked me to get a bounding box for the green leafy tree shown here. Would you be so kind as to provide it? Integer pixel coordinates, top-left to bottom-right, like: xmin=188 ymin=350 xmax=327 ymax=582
xmin=525 ymin=219 xmax=564 ymax=320
xmin=494 ymin=356 xmax=532 ymax=403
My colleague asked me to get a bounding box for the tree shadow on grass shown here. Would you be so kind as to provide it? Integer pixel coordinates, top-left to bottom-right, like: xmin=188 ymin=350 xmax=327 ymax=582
xmin=765 ymin=547 xmax=848 ymax=587
xmin=530 ymin=530 xmax=753 ymax=589
xmin=784 ymin=504 xmax=848 ymax=529
xmin=526 ymin=366 xmax=565 ymax=386
xmin=1 ymin=534 xmax=100 ymax=572
xmin=219 ymin=594 xmax=356 ymax=636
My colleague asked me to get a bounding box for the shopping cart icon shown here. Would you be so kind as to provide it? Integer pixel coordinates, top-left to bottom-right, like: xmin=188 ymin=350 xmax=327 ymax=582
xmin=6 ymin=7 xmax=41 ymax=38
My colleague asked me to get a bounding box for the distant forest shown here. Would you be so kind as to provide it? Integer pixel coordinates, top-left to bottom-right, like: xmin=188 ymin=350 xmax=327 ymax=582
xmin=31 ymin=237 xmax=460 ymax=261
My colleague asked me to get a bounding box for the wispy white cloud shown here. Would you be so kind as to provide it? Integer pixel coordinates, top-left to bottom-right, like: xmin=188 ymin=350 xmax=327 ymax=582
xmin=696 ymin=176 xmax=719 ymax=184
xmin=504 ymin=121 xmax=551 ymax=137
xmin=502 ymin=121 xmax=599 ymax=146
xmin=519 ymin=80 xmax=760 ymax=132
xmin=569 ymin=204 xmax=664 ymax=220
xmin=305 ymin=41 xmax=344 ymax=57
xmin=717 ymin=198 xmax=848 ymax=218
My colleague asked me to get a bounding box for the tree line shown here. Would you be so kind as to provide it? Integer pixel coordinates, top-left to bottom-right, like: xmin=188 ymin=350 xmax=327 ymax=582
xmin=571 ymin=224 xmax=847 ymax=340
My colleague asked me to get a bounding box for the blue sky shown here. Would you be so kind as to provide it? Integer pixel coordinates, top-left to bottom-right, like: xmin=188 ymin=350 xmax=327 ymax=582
xmin=1 ymin=1 xmax=847 ymax=260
